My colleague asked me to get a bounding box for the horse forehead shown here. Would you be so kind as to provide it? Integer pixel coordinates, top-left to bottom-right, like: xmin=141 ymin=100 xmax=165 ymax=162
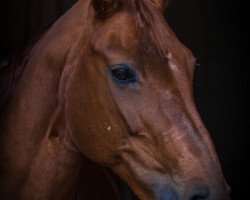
xmin=92 ymin=11 xmax=195 ymax=68
xmin=91 ymin=13 xmax=139 ymax=53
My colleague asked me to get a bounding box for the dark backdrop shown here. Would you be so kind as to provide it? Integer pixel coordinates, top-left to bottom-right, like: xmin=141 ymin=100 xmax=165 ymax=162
xmin=166 ymin=1 xmax=248 ymax=199
xmin=0 ymin=0 xmax=248 ymax=199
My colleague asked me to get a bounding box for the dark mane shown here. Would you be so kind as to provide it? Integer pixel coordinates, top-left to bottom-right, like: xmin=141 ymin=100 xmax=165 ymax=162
xmin=131 ymin=0 xmax=170 ymax=59
xmin=0 ymin=26 xmax=50 ymax=113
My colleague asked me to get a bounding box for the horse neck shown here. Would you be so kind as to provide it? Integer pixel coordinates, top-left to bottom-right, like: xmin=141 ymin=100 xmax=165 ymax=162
xmin=1 ymin=104 xmax=83 ymax=199
xmin=0 ymin=1 xmax=90 ymax=198
xmin=19 ymin=107 xmax=83 ymax=199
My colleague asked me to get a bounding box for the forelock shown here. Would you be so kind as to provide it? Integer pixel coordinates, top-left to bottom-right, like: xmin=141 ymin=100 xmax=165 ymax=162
xmin=130 ymin=0 xmax=171 ymax=59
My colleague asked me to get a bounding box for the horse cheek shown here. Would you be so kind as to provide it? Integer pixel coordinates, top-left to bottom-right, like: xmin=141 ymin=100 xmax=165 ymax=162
xmin=63 ymin=66 xmax=118 ymax=166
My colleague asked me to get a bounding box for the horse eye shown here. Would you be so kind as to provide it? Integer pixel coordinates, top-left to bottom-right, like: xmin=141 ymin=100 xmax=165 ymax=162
xmin=111 ymin=66 xmax=136 ymax=84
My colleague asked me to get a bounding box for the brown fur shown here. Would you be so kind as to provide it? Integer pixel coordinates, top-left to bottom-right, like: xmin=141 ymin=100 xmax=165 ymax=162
xmin=0 ymin=0 xmax=230 ymax=200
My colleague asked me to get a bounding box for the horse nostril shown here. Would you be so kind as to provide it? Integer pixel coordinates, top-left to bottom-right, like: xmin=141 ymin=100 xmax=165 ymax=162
xmin=189 ymin=186 xmax=210 ymax=200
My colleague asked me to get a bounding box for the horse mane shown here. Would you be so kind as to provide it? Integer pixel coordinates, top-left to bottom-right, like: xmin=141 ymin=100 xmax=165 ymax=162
xmin=132 ymin=0 xmax=170 ymax=59
xmin=0 ymin=26 xmax=50 ymax=113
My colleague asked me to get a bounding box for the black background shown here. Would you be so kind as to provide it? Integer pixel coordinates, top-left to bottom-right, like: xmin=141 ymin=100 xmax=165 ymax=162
xmin=0 ymin=0 xmax=248 ymax=199
xmin=166 ymin=1 xmax=248 ymax=199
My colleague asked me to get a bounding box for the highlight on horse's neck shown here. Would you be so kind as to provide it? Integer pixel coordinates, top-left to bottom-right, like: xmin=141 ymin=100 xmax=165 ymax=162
xmin=0 ymin=1 xmax=90 ymax=198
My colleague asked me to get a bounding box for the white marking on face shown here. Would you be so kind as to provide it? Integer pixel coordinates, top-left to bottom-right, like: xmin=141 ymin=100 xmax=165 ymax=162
xmin=107 ymin=126 xmax=111 ymax=132
xmin=166 ymin=52 xmax=172 ymax=59
xmin=170 ymin=63 xmax=177 ymax=70
xmin=166 ymin=52 xmax=179 ymax=72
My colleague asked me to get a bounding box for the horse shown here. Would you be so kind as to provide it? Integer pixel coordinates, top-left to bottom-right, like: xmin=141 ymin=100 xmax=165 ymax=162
xmin=0 ymin=0 xmax=231 ymax=199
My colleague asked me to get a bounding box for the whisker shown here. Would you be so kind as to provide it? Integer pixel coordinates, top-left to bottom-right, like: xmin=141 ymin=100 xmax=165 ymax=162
xmin=195 ymin=62 xmax=202 ymax=67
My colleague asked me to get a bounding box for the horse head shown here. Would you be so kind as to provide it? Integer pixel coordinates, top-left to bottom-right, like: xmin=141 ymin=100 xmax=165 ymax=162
xmin=60 ymin=0 xmax=230 ymax=199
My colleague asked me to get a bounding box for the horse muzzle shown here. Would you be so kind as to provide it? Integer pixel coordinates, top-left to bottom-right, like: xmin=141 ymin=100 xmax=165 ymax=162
xmin=150 ymin=184 xmax=231 ymax=200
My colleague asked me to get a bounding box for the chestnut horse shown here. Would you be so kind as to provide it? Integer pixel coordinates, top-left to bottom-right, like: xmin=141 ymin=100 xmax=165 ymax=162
xmin=0 ymin=0 xmax=230 ymax=199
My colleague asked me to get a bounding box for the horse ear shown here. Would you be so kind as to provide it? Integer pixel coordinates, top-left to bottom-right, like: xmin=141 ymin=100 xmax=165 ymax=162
xmin=92 ymin=0 xmax=123 ymax=19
